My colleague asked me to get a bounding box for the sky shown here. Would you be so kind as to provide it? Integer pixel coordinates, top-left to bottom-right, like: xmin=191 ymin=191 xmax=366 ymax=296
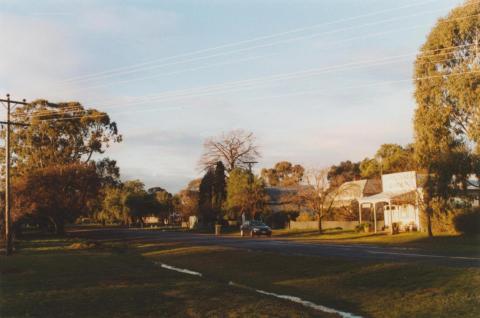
xmin=0 ymin=0 xmax=466 ymax=192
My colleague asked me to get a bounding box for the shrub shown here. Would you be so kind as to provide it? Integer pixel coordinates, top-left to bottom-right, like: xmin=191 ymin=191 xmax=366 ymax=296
xmin=453 ymin=209 xmax=480 ymax=236
xmin=297 ymin=211 xmax=316 ymax=222
xmin=265 ymin=212 xmax=289 ymax=229
xmin=355 ymin=222 xmax=369 ymax=232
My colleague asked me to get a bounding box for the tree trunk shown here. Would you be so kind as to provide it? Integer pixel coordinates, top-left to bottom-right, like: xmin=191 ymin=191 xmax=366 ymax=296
xmin=318 ymin=214 xmax=323 ymax=234
xmin=423 ymin=169 xmax=434 ymax=237
xmin=426 ymin=205 xmax=433 ymax=237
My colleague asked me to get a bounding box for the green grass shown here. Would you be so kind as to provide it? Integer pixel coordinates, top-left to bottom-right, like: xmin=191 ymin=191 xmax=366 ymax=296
xmin=2 ymin=233 xmax=479 ymax=318
xmin=0 ymin=236 xmax=332 ymax=318
xmin=143 ymin=242 xmax=480 ymax=318
xmin=271 ymin=229 xmax=480 ymax=256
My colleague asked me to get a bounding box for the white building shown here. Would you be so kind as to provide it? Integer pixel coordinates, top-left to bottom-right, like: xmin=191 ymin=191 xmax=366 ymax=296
xmin=358 ymin=171 xmax=422 ymax=232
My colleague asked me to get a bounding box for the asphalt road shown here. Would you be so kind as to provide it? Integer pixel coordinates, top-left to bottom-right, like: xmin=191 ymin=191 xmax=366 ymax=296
xmin=69 ymin=227 xmax=480 ymax=267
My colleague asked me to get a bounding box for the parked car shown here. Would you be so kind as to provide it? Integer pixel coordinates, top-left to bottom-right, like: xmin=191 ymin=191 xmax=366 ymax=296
xmin=240 ymin=220 xmax=272 ymax=237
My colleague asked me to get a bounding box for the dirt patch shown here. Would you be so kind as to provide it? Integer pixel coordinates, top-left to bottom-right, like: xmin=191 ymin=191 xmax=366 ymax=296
xmin=68 ymin=241 xmax=101 ymax=250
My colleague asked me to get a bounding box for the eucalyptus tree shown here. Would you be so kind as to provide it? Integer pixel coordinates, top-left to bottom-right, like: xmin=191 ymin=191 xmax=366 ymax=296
xmin=261 ymin=161 xmax=305 ymax=187
xmin=413 ymin=1 xmax=480 ymax=236
xmin=0 ymin=99 xmax=122 ymax=231
xmin=1 ymin=99 xmax=121 ymax=174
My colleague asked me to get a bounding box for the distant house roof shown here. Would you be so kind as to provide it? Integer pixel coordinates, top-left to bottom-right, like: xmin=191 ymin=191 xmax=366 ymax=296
xmin=265 ymin=186 xmax=306 ymax=205
xmin=335 ymin=179 xmax=382 ymax=201
xmin=468 ymin=176 xmax=479 ymax=190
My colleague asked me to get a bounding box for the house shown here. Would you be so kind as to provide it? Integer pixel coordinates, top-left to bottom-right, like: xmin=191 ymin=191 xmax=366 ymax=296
xmin=264 ymin=186 xmax=303 ymax=213
xmin=332 ymin=179 xmax=382 ymax=220
xmin=467 ymin=176 xmax=479 ymax=207
xmin=334 ymin=179 xmax=382 ymax=204
xmin=359 ymin=171 xmax=422 ymax=233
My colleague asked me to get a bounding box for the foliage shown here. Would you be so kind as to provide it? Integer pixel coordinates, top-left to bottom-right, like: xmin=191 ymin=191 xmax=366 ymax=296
xmin=98 ymin=180 xmax=173 ymax=225
xmin=264 ymin=211 xmax=290 ymax=229
xmin=294 ymin=168 xmax=347 ymax=232
xmin=225 ymin=168 xmax=266 ymax=220
xmin=359 ymin=158 xmax=381 ymax=179
xmin=11 ymin=163 xmax=100 ymax=233
xmin=0 ymin=98 xmax=122 ymax=233
xmin=453 ymin=208 xmax=480 ymax=235
xmin=95 ymin=158 xmax=121 ymax=187
xmin=197 ymin=162 xmax=227 ymax=223
xmin=360 ymin=144 xmax=415 ymax=178
xmin=149 ymin=187 xmax=174 ymax=218
xmin=413 ymin=1 xmax=480 ymax=236
xmin=355 ymin=222 xmax=370 ymax=233
xmin=199 ymin=129 xmax=260 ymax=171
xmin=261 ymin=161 xmax=305 ymax=187
xmin=198 ymin=168 xmax=216 ymax=223
xmin=175 ymin=189 xmax=199 ymax=219
xmin=327 ymin=160 xmax=361 ymax=187
xmin=98 ymin=186 xmax=127 ymax=224
xmin=212 ymin=161 xmax=227 ymax=213
xmin=1 ymin=100 xmax=121 ymax=173
xmin=296 ymin=211 xmax=316 ymax=222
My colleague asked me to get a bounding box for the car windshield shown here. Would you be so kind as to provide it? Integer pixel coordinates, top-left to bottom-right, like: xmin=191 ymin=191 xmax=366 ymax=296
xmin=250 ymin=221 xmax=266 ymax=226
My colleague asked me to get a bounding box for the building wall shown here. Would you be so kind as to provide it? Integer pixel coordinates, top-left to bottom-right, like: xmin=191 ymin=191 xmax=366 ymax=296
xmin=382 ymin=171 xmax=417 ymax=192
xmin=384 ymin=204 xmax=420 ymax=230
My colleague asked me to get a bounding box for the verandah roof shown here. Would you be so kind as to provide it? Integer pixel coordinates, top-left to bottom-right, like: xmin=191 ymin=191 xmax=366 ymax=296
xmin=358 ymin=190 xmax=417 ymax=205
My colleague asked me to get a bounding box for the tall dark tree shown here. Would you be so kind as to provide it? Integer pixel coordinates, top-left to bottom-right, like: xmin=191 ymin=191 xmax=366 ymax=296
xmin=198 ymin=168 xmax=215 ymax=223
xmin=212 ymin=161 xmax=227 ymax=218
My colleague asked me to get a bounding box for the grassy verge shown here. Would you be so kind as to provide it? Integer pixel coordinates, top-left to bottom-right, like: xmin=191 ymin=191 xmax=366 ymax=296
xmin=0 ymin=235 xmax=331 ymax=318
xmin=3 ymin=233 xmax=479 ymax=317
xmin=271 ymin=229 xmax=480 ymax=256
xmin=142 ymin=241 xmax=480 ymax=318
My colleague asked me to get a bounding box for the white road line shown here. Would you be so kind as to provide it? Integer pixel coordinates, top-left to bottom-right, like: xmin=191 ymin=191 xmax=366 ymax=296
xmin=157 ymin=263 xmax=203 ymax=277
xmin=366 ymin=250 xmax=480 ymax=261
xmin=156 ymin=261 xmax=362 ymax=317
xmin=228 ymin=281 xmax=362 ymax=318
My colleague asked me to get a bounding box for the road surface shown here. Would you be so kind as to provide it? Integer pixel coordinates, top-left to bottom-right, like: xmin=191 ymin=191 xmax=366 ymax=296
xmin=69 ymin=227 xmax=480 ymax=267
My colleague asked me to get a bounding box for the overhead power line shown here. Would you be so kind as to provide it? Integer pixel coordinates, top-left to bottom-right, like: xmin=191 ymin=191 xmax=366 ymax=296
xmin=57 ymin=11 xmax=480 ymax=103
xmin=80 ymin=42 xmax=478 ymax=111
xmin=58 ymin=0 xmax=440 ymax=85
xmin=11 ymin=39 xmax=478 ymax=123
xmin=58 ymin=0 xmax=479 ymax=90
xmin=10 ymin=68 xmax=480 ymax=124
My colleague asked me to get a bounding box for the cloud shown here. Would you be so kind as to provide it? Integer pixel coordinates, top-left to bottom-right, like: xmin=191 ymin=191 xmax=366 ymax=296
xmin=0 ymin=12 xmax=84 ymax=99
xmin=121 ymin=166 xmax=194 ymax=193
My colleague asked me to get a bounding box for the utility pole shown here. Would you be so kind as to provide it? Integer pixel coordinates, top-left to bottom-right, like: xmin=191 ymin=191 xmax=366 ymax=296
xmin=242 ymin=161 xmax=258 ymax=183
xmin=4 ymin=94 xmax=11 ymax=256
xmin=241 ymin=160 xmax=258 ymax=220
xmin=0 ymin=94 xmax=29 ymax=256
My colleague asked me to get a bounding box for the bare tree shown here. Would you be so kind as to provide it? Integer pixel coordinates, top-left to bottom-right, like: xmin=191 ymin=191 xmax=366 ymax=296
xmin=295 ymin=168 xmax=349 ymax=233
xmin=199 ymin=130 xmax=260 ymax=171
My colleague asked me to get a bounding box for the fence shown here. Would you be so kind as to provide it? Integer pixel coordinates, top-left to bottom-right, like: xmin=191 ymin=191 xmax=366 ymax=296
xmin=289 ymin=220 xmax=361 ymax=231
